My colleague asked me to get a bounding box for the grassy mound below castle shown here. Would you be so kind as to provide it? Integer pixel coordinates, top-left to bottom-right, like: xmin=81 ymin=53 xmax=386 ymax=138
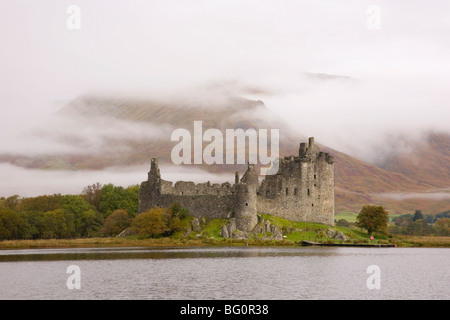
xmin=167 ymin=213 xmax=392 ymax=246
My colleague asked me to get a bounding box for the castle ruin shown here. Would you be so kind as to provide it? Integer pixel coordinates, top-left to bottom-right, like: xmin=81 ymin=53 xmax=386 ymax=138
xmin=138 ymin=137 xmax=334 ymax=231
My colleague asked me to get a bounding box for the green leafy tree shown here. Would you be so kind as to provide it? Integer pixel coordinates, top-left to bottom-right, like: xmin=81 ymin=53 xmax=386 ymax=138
xmin=63 ymin=195 xmax=103 ymax=237
xmin=19 ymin=211 xmax=44 ymax=239
xmin=2 ymin=195 xmax=21 ymax=211
xmin=0 ymin=209 xmax=24 ymax=240
xmin=101 ymin=209 xmax=131 ymax=236
xmin=41 ymin=209 xmax=70 ymax=239
xmin=413 ymin=210 xmax=424 ymax=222
xmin=407 ymin=219 xmax=424 ymax=235
xmin=355 ymin=205 xmax=389 ymax=236
xmin=21 ymin=194 xmax=64 ymax=213
xmin=336 ymin=219 xmax=351 ymax=227
xmin=98 ymin=184 xmax=139 ymax=218
xmin=169 ymin=201 xmax=189 ymax=220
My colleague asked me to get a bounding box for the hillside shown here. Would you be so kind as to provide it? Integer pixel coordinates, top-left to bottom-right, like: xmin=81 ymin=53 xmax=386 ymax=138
xmin=1 ymin=95 xmax=449 ymax=215
xmin=377 ymin=132 xmax=450 ymax=188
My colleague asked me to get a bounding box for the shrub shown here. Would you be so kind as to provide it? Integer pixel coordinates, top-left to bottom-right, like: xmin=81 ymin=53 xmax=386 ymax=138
xmin=101 ymin=209 xmax=132 ymax=236
xmin=132 ymin=207 xmax=172 ymax=238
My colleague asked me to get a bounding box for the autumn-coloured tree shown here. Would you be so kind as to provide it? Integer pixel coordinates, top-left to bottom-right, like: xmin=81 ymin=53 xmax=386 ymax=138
xmin=132 ymin=207 xmax=171 ymax=238
xmin=434 ymin=217 xmax=449 ymax=236
xmin=101 ymin=209 xmax=132 ymax=236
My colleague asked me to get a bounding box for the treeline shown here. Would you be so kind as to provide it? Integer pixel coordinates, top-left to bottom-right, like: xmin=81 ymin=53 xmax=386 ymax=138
xmin=388 ymin=210 xmax=449 ymax=236
xmin=336 ymin=209 xmax=450 ymax=237
xmin=0 ymin=183 xmax=139 ymax=240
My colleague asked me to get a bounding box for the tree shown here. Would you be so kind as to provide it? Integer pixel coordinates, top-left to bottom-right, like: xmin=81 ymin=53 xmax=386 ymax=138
xmin=19 ymin=211 xmax=44 ymax=239
xmin=336 ymin=219 xmax=351 ymax=227
xmin=408 ymin=218 xmax=433 ymax=236
xmin=169 ymin=201 xmax=189 ymax=220
xmin=2 ymin=195 xmax=21 ymax=211
xmin=101 ymin=209 xmax=131 ymax=236
xmin=0 ymin=209 xmax=24 ymax=240
xmin=21 ymin=194 xmax=64 ymax=213
xmin=82 ymin=182 xmax=102 ymax=212
xmin=98 ymin=184 xmax=139 ymax=218
xmin=63 ymin=195 xmax=103 ymax=237
xmin=413 ymin=210 xmax=424 ymax=222
xmin=355 ymin=205 xmax=389 ymax=236
xmin=434 ymin=217 xmax=449 ymax=236
xmin=41 ymin=209 xmax=70 ymax=239
xmin=132 ymin=207 xmax=171 ymax=238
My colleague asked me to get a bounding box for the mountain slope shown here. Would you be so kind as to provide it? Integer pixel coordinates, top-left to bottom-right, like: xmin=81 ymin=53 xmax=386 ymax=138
xmin=1 ymin=95 xmax=449 ymax=215
xmin=377 ymin=132 xmax=450 ymax=188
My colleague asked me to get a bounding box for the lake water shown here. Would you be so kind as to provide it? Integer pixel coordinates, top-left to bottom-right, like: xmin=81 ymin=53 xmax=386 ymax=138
xmin=0 ymin=246 xmax=448 ymax=300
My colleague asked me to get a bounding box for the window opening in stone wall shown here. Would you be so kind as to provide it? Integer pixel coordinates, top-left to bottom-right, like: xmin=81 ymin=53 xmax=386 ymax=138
xmin=307 ymin=189 xmax=310 ymax=196
xmin=294 ymin=188 xmax=298 ymax=195
xmin=286 ymin=188 xmax=289 ymax=195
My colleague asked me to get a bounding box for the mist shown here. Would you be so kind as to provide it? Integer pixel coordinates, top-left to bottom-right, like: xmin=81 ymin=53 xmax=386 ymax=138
xmin=1 ymin=1 xmax=449 ymax=195
xmin=0 ymin=163 xmax=234 ymax=198
xmin=375 ymin=190 xmax=450 ymax=201
xmin=0 ymin=112 xmax=174 ymax=156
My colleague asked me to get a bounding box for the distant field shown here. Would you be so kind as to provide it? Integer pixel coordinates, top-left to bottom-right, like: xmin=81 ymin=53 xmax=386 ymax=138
xmin=336 ymin=212 xmax=400 ymax=222
xmin=335 ymin=212 xmax=358 ymax=222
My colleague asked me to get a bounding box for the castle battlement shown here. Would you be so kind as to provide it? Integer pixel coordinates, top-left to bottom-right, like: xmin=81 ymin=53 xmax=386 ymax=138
xmin=138 ymin=138 xmax=334 ymax=231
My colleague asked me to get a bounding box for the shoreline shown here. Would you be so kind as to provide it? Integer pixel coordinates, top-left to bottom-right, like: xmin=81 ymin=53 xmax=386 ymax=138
xmin=1 ymin=235 xmax=449 ymax=250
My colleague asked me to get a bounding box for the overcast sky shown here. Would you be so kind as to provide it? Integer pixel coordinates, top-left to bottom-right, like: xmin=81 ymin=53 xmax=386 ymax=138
xmin=0 ymin=0 xmax=449 ymax=196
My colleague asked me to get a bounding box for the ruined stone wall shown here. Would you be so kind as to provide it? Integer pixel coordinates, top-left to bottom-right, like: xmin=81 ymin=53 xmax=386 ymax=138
xmin=138 ymin=138 xmax=334 ymax=231
xmin=257 ymin=138 xmax=334 ymax=225
xmin=156 ymin=193 xmax=235 ymax=219
xmin=138 ymin=160 xmax=235 ymax=219
xmin=137 ymin=159 xmax=256 ymax=228
xmin=160 ymin=180 xmax=233 ymax=197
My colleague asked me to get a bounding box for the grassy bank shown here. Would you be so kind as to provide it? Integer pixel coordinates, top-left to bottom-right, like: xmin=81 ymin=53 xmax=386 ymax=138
xmin=1 ymin=214 xmax=449 ymax=249
xmin=390 ymin=235 xmax=450 ymax=247
xmin=0 ymin=236 xmax=296 ymax=250
xmin=1 ymin=234 xmax=449 ymax=249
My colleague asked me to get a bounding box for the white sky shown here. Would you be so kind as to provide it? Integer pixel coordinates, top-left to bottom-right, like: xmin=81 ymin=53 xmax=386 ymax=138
xmin=0 ymin=0 xmax=449 ymax=196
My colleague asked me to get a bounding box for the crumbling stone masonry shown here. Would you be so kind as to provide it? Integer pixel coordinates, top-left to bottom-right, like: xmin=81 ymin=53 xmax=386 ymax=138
xmin=138 ymin=137 xmax=334 ymax=231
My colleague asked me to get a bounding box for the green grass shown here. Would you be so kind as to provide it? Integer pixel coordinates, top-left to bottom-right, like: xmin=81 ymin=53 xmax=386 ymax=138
xmin=260 ymin=214 xmax=329 ymax=231
xmin=285 ymin=231 xmax=319 ymax=242
xmin=335 ymin=212 xmax=358 ymax=222
xmin=201 ymin=218 xmax=228 ymax=239
xmin=261 ymin=214 xmax=393 ymax=243
xmin=387 ymin=214 xmax=402 ymax=222
xmin=336 ymin=211 xmax=401 ymax=223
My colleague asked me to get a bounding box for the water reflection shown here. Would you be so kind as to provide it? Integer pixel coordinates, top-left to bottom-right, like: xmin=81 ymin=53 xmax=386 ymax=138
xmin=0 ymin=247 xmax=448 ymax=300
xmin=0 ymin=246 xmax=341 ymax=262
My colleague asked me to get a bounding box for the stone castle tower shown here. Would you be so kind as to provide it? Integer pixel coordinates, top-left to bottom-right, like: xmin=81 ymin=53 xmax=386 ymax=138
xmin=138 ymin=137 xmax=334 ymax=231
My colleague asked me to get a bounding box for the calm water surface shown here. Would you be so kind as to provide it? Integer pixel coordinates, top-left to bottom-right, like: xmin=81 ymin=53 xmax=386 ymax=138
xmin=0 ymin=246 xmax=448 ymax=300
